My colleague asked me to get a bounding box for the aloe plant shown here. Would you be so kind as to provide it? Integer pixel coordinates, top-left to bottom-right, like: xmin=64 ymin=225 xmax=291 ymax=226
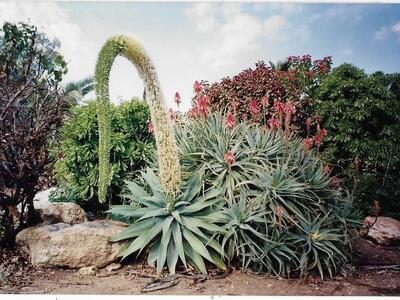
xmin=109 ymin=168 xmax=226 ymax=274
xmin=172 ymin=113 xmax=354 ymax=278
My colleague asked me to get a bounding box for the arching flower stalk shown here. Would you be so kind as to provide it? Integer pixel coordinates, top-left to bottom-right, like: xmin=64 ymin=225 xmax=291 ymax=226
xmin=95 ymin=35 xmax=181 ymax=203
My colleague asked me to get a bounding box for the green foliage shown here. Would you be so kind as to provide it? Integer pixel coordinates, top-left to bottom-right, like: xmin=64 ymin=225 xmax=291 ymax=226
xmin=52 ymin=99 xmax=154 ymax=209
xmin=118 ymin=113 xmax=353 ymax=278
xmin=95 ymin=35 xmax=181 ymax=204
xmin=314 ymin=64 xmax=400 ymax=218
xmin=109 ymin=169 xmax=226 ymax=274
xmin=0 ymin=22 xmax=67 ymax=239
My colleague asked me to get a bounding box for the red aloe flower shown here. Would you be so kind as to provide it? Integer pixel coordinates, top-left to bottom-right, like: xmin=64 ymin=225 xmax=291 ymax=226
xmin=318 ymin=128 xmax=328 ymax=138
xmin=174 ymin=92 xmax=181 ymax=106
xmin=232 ymin=99 xmax=239 ymax=112
xmin=314 ymin=128 xmax=327 ymax=147
xmin=313 ymin=135 xmax=323 ymax=147
xmin=277 ymin=206 xmax=283 ymax=230
xmin=332 ymin=176 xmax=340 ymax=190
xmin=197 ymin=95 xmax=210 ymax=117
xmin=249 ymin=99 xmax=260 ymax=117
xmin=224 ymin=151 xmax=235 ymax=172
xmin=261 ymin=125 xmax=269 ymax=133
xmin=147 ymin=122 xmax=154 ymax=134
xmin=261 ymin=96 xmax=269 ymax=107
xmin=187 ymin=107 xmax=198 ymax=119
xmin=303 ymin=138 xmax=313 ymax=150
xmin=268 ymin=118 xmax=281 ymax=129
xmin=193 ymin=81 xmax=202 ymax=94
xmin=225 ymin=112 xmax=236 ymax=129
xmin=169 ymin=108 xmax=177 ymax=120
xmin=274 ymin=101 xmax=285 ymax=115
xmin=284 ymin=102 xmax=295 ymax=115
xmin=323 ymin=164 xmax=332 ymax=174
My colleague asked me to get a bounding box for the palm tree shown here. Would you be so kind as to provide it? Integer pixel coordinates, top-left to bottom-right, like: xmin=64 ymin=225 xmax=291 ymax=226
xmin=269 ymin=60 xmax=290 ymax=71
xmin=61 ymin=76 xmax=95 ymax=111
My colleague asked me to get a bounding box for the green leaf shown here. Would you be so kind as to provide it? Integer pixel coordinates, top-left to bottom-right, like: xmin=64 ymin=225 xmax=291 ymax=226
xmin=172 ymin=222 xmax=186 ymax=268
xmin=110 ymin=218 xmax=157 ymax=242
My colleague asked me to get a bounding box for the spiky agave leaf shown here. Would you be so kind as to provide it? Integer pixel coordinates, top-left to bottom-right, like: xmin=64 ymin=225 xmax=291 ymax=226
xmin=109 ymin=169 xmax=227 ymax=274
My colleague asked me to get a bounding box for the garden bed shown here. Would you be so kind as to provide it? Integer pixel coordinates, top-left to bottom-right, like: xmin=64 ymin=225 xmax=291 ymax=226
xmin=1 ymin=246 xmax=400 ymax=296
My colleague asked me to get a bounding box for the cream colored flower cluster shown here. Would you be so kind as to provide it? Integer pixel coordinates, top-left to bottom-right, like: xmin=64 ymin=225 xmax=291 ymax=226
xmin=95 ymin=35 xmax=181 ymax=204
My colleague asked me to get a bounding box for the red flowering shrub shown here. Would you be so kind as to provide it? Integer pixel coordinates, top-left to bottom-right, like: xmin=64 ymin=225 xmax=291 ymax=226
xmin=195 ymin=56 xmax=332 ymax=138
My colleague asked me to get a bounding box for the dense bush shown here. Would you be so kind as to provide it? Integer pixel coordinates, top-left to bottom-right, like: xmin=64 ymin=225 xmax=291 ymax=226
xmin=51 ymin=99 xmax=155 ymax=210
xmin=0 ymin=22 xmax=67 ymax=245
xmin=112 ymin=112 xmax=354 ymax=279
xmin=195 ymin=56 xmax=332 ymax=137
xmin=314 ymin=64 xmax=400 ymax=218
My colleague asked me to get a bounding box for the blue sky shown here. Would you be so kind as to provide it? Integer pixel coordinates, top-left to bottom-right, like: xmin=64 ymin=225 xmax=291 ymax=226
xmin=0 ymin=2 xmax=399 ymax=110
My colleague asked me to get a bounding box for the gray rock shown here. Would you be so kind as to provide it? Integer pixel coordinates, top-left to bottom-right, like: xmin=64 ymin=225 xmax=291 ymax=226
xmin=104 ymin=262 xmax=122 ymax=273
xmin=16 ymin=220 xmax=127 ymax=268
xmin=40 ymin=202 xmax=87 ymax=225
xmin=364 ymin=216 xmax=400 ymax=245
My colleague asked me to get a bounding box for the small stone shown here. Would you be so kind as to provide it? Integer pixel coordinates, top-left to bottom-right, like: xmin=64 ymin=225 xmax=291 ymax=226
xmin=105 ymin=263 xmax=122 ymax=273
xmin=78 ymin=266 xmax=96 ymax=276
xmin=40 ymin=202 xmax=87 ymax=225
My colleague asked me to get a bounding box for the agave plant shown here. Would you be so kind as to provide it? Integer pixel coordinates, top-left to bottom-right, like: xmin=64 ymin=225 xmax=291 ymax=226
xmin=109 ymin=168 xmax=226 ymax=274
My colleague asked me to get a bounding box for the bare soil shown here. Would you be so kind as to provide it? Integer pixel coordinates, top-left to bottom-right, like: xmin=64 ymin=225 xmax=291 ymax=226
xmin=1 ymin=236 xmax=400 ymax=296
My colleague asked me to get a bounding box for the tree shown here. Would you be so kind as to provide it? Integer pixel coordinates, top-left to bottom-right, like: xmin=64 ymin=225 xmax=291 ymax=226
xmin=0 ymin=22 xmax=67 ymax=246
xmin=314 ymin=64 xmax=400 ymax=218
xmin=61 ymin=76 xmax=95 ymax=111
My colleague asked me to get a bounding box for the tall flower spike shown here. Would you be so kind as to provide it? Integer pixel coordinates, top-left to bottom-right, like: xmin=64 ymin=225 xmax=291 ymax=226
xmin=225 ymin=112 xmax=236 ymax=129
xmin=224 ymin=151 xmax=235 ymax=172
xmin=174 ymin=92 xmax=181 ymax=107
xmin=95 ymin=35 xmax=181 ymax=203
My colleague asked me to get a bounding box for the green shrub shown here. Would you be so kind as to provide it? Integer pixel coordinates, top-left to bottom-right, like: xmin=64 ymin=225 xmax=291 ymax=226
xmin=112 ymin=113 xmax=354 ymax=279
xmin=314 ymin=64 xmax=400 ymax=218
xmin=51 ymin=99 xmax=155 ymax=210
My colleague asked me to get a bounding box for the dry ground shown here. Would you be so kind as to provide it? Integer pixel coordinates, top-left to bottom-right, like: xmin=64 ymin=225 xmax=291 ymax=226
xmin=1 ymin=237 xmax=400 ymax=296
xmin=1 ymin=258 xmax=400 ymax=295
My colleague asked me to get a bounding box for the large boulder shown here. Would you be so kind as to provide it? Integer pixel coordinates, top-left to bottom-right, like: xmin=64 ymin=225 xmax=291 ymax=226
xmin=364 ymin=216 xmax=400 ymax=245
xmin=16 ymin=220 xmax=127 ymax=268
xmin=39 ymin=202 xmax=87 ymax=225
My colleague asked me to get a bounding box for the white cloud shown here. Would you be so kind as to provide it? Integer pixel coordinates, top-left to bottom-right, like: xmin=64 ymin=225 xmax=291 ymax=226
xmin=374 ymin=21 xmax=400 ymax=42
xmin=185 ymin=3 xmax=290 ymax=72
xmin=391 ymin=21 xmax=400 ymax=34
